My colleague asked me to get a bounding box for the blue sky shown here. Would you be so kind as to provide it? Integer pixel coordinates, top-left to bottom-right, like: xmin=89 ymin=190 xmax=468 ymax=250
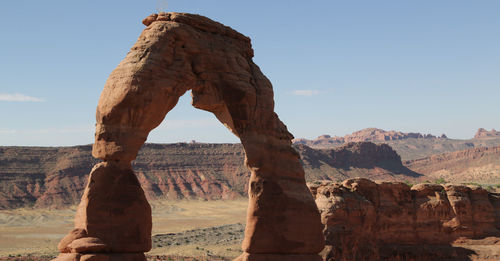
xmin=0 ymin=0 xmax=499 ymax=146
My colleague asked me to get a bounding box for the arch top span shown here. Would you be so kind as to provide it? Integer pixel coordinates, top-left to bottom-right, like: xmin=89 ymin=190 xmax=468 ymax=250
xmin=93 ymin=12 xmax=265 ymax=162
xmin=55 ymin=13 xmax=324 ymax=261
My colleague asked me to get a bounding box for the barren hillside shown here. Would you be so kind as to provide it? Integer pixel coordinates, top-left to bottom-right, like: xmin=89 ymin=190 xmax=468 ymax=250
xmin=0 ymin=142 xmax=415 ymax=209
xmin=405 ymin=146 xmax=500 ymax=184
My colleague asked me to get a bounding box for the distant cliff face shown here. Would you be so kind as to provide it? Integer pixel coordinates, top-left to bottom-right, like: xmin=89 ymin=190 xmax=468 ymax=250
xmin=294 ymin=128 xmax=445 ymax=148
xmin=475 ymin=128 xmax=500 ymax=139
xmin=310 ymin=179 xmax=500 ymax=261
xmin=0 ymin=144 xmax=248 ymax=210
xmin=2 ymin=142 xmax=497 ymax=210
xmin=0 ymin=142 xmax=413 ymax=209
xmin=0 ymin=146 xmax=99 ymax=209
xmin=134 ymin=144 xmax=248 ymax=201
xmin=294 ymin=128 xmax=500 ymax=160
xmin=298 ymin=142 xmax=421 ymax=182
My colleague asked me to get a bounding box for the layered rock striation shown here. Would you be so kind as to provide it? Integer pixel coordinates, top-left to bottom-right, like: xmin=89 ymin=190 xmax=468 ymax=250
xmin=1 ymin=142 xmax=424 ymax=210
xmin=310 ymin=178 xmax=500 ymax=260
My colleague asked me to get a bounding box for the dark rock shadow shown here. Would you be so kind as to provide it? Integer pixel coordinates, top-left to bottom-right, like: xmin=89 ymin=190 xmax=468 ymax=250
xmin=295 ymin=142 xmax=424 ymax=179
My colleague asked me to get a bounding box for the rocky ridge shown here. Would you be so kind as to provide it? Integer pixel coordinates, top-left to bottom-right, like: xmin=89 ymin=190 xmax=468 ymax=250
xmin=475 ymin=128 xmax=500 ymax=139
xmin=294 ymin=128 xmax=500 ymax=160
xmin=298 ymin=142 xmax=421 ymax=182
xmin=2 ymin=142 xmax=500 ymax=211
xmin=310 ymin=178 xmax=500 ymax=260
xmin=0 ymin=142 xmax=415 ymax=210
xmin=404 ymin=145 xmax=500 ymax=184
xmin=294 ymin=128 xmax=446 ymax=148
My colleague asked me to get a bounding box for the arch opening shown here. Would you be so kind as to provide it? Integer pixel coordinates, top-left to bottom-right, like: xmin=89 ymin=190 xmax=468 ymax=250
xmin=147 ymin=90 xmax=239 ymax=144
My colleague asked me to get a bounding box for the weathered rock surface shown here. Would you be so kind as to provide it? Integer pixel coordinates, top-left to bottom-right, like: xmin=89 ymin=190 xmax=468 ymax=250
xmin=57 ymin=12 xmax=324 ymax=260
xmin=310 ymin=179 xmax=500 ymax=260
xmin=475 ymin=128 xmax=500 ymax=139
xmin=53 ymin=253 xmax=146 ymax=261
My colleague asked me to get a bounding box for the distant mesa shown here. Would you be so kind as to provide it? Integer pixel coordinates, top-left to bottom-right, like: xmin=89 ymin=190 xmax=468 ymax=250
xmin=294 ymin=128 xmax=446 ymax=147
xmin=474 ymin=128 xmax=500 ymax=139
xmin=0 ymin=142 xmax=422 ymax=210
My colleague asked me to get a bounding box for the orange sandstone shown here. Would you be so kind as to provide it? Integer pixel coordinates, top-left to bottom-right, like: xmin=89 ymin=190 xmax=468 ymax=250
xmin=55 ymin=12 xmax=324 ymax=261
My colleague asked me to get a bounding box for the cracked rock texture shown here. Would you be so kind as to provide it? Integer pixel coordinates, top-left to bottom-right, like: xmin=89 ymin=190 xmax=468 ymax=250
xmin=310 ymin=179 xmax=500 ymax=261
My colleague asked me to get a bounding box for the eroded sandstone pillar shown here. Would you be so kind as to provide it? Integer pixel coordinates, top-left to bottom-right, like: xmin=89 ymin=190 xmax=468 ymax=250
xmin=236 ymin=134 xmax=324 ymax=260
xmin=56 ymin=12 xmax=324 ymax=261
xmin=54 ymin=162 xmax=151 ymax=261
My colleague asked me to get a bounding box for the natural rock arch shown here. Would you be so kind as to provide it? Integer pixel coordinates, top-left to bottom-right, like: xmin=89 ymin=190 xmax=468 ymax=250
xmin=55 ymin=13 xmax=324 ymax=261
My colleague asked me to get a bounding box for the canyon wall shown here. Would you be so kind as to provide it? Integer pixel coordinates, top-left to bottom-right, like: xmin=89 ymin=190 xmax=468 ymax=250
xmin=0 ymin=142 xmax=416 ymax=210
xmin=310 ymin=179 xmax=500 ymax=261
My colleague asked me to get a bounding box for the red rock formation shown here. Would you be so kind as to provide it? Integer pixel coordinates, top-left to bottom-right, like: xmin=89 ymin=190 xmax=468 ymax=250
xmin=475 ymin=128 xmax=500 ymax=139
xmin=1 ymin=142 xmax=427 ymax=210
xmin=55 ymin=12 xmax=324 ymax=261
xmin=294 ymin=128 xmax=444 ymax=148
xmin=310 ymin=179 xmax=500 ymax=260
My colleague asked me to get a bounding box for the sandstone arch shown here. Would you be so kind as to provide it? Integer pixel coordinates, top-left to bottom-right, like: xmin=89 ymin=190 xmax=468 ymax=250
xmin=55 ymin=13 xmax=324 ymax=261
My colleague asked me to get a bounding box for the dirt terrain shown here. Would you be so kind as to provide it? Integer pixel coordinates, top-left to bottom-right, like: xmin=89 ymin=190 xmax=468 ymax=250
xmin=0 ymin=200 xmax=247 ymax=259
xmin=2 ymin=185 xmax=499 ymax=260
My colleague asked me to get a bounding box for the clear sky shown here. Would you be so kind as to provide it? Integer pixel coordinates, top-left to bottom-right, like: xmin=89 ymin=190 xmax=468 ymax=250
xmin=0 ymin=0 xmax=499 ymax=146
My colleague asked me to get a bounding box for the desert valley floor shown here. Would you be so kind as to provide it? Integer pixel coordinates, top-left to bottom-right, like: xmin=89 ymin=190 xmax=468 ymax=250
xmin=0 ymin=200 xmax=248 ymax=259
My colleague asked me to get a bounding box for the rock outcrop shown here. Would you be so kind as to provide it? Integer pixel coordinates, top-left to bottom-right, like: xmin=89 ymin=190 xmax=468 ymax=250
xmin=475 ymin=128 xmax=500 ymax=139
xmin=310 ymin=179 xmax=500 ymax=261
xmin=294 ymin=128 xmax=445 ymax=148
xmin=55 ymin=12 xmax=324 ymax=261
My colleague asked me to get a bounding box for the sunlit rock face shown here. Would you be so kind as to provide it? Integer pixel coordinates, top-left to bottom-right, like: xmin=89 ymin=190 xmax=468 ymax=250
xmin=311 ymin=179 xmax=500 ymax=261
xmin=55 ymin=12 xmax=324 ymax=261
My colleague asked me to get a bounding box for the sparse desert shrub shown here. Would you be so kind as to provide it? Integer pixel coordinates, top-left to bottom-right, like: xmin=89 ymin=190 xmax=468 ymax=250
xmin=464 ymin=182 xmax=482 ymax=187
xmin=434 ymin=177 xmax=447 ymax=184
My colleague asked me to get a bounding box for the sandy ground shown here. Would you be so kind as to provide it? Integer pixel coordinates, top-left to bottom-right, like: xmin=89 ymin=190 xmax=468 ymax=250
xmin=0 ymin=199 xmax=248 ymax=258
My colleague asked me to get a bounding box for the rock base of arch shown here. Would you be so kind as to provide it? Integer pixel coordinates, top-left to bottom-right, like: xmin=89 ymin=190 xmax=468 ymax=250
xmin=54 ymin=162 xmax=152 ymax=260
xmin=53 ymin=253 xmax=146 ymax=261
xmin=235 ymin=253 xmax=323 ymax=261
